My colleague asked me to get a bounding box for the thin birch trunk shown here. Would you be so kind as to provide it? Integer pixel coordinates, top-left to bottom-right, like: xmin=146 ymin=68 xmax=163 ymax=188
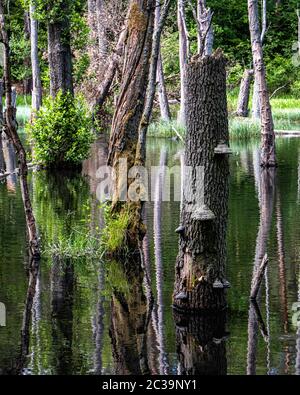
xmin=30 ymin=2 xmax=42 ymax=113
xmin=248 ymin=0 xmax=276 ymax=167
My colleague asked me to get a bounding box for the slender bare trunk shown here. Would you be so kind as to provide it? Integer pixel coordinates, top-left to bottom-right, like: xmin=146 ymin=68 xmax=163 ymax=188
xmin=197 ymin=0 xmax=214 ymax=56
xmin=236 ymin=69 xmax=254 ymax=117
xmin=157 ymin=54 xmax=171 ymax=121
xmin=248 ymin=0 xmax=276 ymax=167
xmin=252 ymin=0 xmax=267 ymax=120
xmin=0 ymin=1 xmax=40 ymax=259
xmin=136 ymin=0 xmax=172 ymax=165
xmin=177 ymin=0 xmax=189 ymax=126
xmin=30 ymin=2 xmax=42 ymax=113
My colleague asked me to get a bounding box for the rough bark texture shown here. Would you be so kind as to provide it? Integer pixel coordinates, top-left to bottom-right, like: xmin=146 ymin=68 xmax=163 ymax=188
xmin=108 ymin=0 xmax=154 ymax=209
xmin=177 ymin=0 xmax=189 ymax=126
xmin=236 ymin=69 xmax=253 ymax=117
xmin=174 ymin=311 xmax=227 ymax=375
xmin=30 ymin=2 xmax=42 ymax=112
xmin=0 ymin=1 xmax=40 ymax=259
xmin=248 ymin=0 xmax=276 ymax=167
xmin=173 ymin=50 xmax=230 ymax=312
xmin=47 ymin=4 xmax=73 ymax=97
xmin=197 ymin=0 xmax=214 ymax=56
xmin=0 ymin=80 xmax=4 ymax=173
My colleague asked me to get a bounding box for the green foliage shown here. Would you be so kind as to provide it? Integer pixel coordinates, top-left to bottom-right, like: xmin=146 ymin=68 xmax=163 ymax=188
xmin=27 ymin=92 xmax=94 ymax=167
xmin=101 ymin=205 xmax=131 ymax=254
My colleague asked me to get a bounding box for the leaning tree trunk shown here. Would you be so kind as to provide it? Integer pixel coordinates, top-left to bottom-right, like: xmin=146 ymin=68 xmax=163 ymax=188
xmin=173 ymin=50 xmax=230 ymax=312
xmin=177 ymin=0 xmax=189 ymax=126
xmin=248 ymin=0 xmax=276 ymax=167
xmin=0 ymin=1 xmax=40 ymax=259
xmin=47 ymin=4 xmax=73 ymax=97
xmin=236 ymin=69 xmax=253 ymax=117
xmin=30 ymin=2 xmax=42 ymax=113
xmin=107 ymin=0 xmax=155 ymax=245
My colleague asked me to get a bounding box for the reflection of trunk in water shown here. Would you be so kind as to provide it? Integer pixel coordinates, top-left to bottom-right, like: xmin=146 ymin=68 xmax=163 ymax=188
xmin=109 ymin=254 xmax=151 ymax=375
xmin=93 ymin=261 xmax=105 ymax=375
xmin=247 ymin=161 xmax=276 ymax=375
xmin=153 ymin=148 xmax=169 ymax=375
xmin=174 ymin=311 xmax=227 ymax=375
xmin=16 ymin=258 xmax=40 ymax=375
xmin=276 ymin=187 xmax=292 ymax=373
xmin=28 ymin=268 xmax=42 ymax=374
xmin=51 ymin=257 xmax=74 ymax=375
xmin=295 ymin=251 xmax=300 ymax=375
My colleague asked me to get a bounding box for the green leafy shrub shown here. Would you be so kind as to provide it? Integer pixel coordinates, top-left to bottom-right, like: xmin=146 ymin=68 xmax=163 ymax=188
xmin=27 ymin=92 xmax=94 ymax=168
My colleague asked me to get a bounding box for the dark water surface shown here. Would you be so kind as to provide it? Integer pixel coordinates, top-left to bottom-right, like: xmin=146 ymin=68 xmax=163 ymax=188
xmin=0 ymin=137 xmax=300 ymax=375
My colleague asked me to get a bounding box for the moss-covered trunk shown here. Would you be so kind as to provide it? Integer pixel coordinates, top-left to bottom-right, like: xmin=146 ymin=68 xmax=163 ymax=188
xmin=107 ymin=0 xmax=155 ymax=248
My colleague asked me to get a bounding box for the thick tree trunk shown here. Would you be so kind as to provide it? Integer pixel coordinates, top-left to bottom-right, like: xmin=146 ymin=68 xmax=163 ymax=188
xmin=173 ymin=50 xmax=230 ymax=312
xmin=47 ymin=4 xmax=73 ymax=97
xmin=236 ymin=69 xmax=253 ymax=117
xmin=0 ymin=80 xmax=4 ymax=173
xmin=30 ymin=2 xmax=42 ymax=113
xmin=108 ymin=0 xmax=155 ymax=213
xmin=0 ymin=1 xmax=40 ymax=259
xmin=177 ymin=0 xmax=189 ymax=126
xmin=174 ymin=311 xmax=227 ymax=375
xmin=51 ymin=258 xmax=74 ymax=375
xmin=157 ymin=53 xmax=171 ymax=121
xmin=248 ymin=0 xmax=276 ymax=167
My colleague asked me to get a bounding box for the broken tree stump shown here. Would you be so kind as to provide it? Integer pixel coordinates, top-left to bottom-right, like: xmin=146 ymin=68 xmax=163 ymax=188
xmin=173 ymin=50 xmax=230 ymax=312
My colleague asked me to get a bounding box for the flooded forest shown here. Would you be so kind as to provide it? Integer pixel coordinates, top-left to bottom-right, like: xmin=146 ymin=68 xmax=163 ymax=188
xmin=0 ymin=0 xmax=300 ymax=378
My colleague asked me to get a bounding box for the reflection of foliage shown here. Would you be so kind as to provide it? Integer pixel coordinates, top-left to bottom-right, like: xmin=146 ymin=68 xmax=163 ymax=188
xmin=103 ymin=260 xmax=131 ymax=299
xmin=45 ymin=227 xmax=103 ymax=261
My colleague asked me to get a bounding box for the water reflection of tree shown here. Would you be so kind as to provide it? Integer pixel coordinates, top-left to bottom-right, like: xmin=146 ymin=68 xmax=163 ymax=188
xmin=247 ymin=152 xmax=276 ymax=375
xmin=109 ymin=255 xmax=151 ymax=375
xmin=16 ymin=258 xmax=40 ymax=374
xmin=51 ymin=257 xmax=74 ymax=375
xmin=174 ymin=311 xmax=227 ymax=375
xmin=152 ymin=148 xmax=169 ymax=375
